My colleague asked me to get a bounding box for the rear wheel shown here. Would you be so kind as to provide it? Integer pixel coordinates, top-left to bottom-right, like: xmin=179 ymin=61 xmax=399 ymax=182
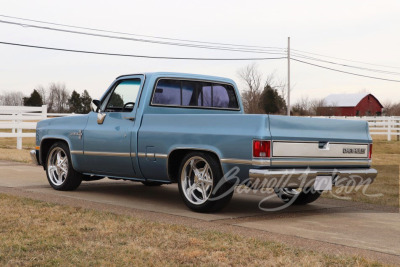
xmin=274 ymin=187 xmax=322 ymax=205
xmin=178 ymin=152 xmax=233 ymax=212
xmin=46 ymin=142 xmax=83 ymax=191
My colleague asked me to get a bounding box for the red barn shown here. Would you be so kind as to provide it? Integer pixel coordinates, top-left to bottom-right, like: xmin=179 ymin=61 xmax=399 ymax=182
xmin=320 ymin=93 xmax=383 ymax=116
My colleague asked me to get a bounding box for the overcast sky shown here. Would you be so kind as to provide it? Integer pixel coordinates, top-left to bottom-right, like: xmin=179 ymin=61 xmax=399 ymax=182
xmin=1 ymin=0 xmax=399 ymax=105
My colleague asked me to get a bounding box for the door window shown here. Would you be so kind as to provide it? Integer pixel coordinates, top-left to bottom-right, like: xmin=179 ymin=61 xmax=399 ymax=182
xmin=104 ymin=79 xmax=141 ymax=112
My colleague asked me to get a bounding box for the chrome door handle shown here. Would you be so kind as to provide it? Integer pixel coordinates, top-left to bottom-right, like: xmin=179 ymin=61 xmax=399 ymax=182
xmin=97 ymin=112 xmax=106 ymax=124
xmin=123 ymin=117 xmax=135 ymax=121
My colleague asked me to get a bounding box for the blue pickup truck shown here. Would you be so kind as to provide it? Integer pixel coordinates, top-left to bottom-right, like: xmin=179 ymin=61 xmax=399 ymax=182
xmin=31 ymin=72 xmax=377 ymax=212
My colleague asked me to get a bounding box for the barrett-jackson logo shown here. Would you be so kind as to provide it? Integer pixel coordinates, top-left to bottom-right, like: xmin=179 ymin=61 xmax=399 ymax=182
xmin=343 ymin=148 xmax=366 ymax=154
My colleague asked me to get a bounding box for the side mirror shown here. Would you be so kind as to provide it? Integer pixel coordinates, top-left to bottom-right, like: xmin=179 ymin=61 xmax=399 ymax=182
xmin=92 ymin=99 xmax=101 ymax=112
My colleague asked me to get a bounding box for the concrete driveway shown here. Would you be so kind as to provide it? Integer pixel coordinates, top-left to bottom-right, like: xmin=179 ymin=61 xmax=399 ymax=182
xmin=0 ymin=160 xmax=399 ymax=260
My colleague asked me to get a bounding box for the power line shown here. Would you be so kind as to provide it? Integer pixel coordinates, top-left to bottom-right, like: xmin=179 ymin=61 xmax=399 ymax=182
xmin=2 ymin=14 xmax=399 ymax=74
xmin=1 ymin=40 xmax=399 ymax=82
xmin=291 ymin=58 xmax=400 ymax=83
xmin=292 ymin=48 xmax=400 ymax=70
xmin=3 ymin=14 xmax=399 ymax=74
xmin=0 ymin=40 xmax=287 ymax=61
xmin=0 ymin=14 xmax=286 ymax=51
xmin=0 ymin=19 xmax=286 ymax=55
xmin=291 ymin=53 xmax=400 ymax=76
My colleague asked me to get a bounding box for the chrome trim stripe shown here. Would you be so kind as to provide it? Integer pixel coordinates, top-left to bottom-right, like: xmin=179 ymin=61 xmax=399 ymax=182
xmin=272 ymin=141 xmax=368 ymax=158
xmin=71 ymin=150 xmax=136 ymax=157
xmin=136 ymin=153 xmax=167 ymax=158
xmin=155 ymin=153 xmax=167 ymax=159
xmin=272 ymin=140 xmax=371 ymax=145
xmin=272 ymin=159 xmax=370 ymax=166
xmin=84 ymin=151 xmax=131 ymax=157
xmin=221 ymin=158 xmax=271 ymax=166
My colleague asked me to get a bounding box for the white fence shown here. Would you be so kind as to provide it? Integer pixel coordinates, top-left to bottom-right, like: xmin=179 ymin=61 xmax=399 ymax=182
xmin=311 ymin=116 xmax=400 ymax=141
xmin=1 ymin=105 xmax=400 ymax=150
xmin=0 ymin=105 xmax=73 ymax=149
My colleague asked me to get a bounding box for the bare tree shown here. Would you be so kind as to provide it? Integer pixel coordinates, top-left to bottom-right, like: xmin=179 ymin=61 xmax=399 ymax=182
xmin=0 ymin=91 xmax=25 ymax=106
xmin=237 ymin=63 xmax=263 ymax=114
xmin=47 ymin=83 xmax=70 ymax=113
xmin=36 ymin=85 xmax=47 ymax=106
xmin=291 ymin=96 xmax=313 ymax=116
xmin=383 ymin=101 xmax=400 ymax=116
xmin=264 ymin=71 xmax=287 ymax=101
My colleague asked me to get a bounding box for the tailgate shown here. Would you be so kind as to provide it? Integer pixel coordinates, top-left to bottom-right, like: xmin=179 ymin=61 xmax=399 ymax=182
xmin=268 ymin=115 xmax=371 ymax=167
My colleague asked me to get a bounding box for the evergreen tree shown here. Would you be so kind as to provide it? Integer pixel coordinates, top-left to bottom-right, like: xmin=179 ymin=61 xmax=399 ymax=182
xmin=81 ymin=90 xmax=92 ymax=114
xmin=259 ymin=85 xmax=286 ymax=114
xmin=23 ymin=89 xmax=43 ymax=106
xmin=108 ymin=93 xmax=124 ymax=108
xmin=68 ymin=90 xmax=82 ymax=113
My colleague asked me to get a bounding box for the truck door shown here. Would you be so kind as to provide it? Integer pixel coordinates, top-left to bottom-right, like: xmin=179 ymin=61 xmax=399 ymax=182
xmin=83 ymin=77 xmax=143 ymax=177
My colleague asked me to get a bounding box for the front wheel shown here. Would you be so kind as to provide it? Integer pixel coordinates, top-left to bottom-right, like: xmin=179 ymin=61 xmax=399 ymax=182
xmin=178 ymin=152 xmax=233 ymax=213
xmin=46 ymin=142 xmax=83 ymax=191
xmin=274 ymin=188 xmax=322 ymax=205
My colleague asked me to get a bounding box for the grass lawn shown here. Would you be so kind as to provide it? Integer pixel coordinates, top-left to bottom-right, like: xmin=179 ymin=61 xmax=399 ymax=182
xmin=0 ymin=137 xmax=35 ymax=163
xmin=0 ymin=194 xmax=382 ymax=266
xmin=322 ymin=138 xmax=400 ymax=207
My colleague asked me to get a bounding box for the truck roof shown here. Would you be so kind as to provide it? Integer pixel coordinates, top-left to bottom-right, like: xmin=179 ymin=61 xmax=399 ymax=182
xmin=116 ymin=72 xmax=236 ymax=85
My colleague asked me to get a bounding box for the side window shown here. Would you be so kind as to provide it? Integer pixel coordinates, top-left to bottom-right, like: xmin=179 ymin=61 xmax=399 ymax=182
xmin=182 ymin=81 xmax=212 ymax=107
xmin=152 ymin=79 xmax=181 ymax=105
xmin=105 ymin=79 xmax=141 ymax=112
xmin=182 ymin=81 xmax=196 ymax=106
xmin=213 ymin=84 xmax=238 ymax=109
xmin=151 ymin=79 xmax=239 ymax=110
xmin=200 ymin=84 xmax=212 ymax=107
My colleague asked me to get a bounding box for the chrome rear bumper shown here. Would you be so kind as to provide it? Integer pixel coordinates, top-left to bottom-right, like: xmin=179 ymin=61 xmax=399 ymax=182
xmin=30 ymin=150 xmax=39 ymax=165
xmin=249 ymin=168 xmax=377 ymax=189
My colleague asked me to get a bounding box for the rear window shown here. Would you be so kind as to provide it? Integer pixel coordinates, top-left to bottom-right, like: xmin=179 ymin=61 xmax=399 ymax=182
xmin=152 ymin=79 xmax=239 ymax=110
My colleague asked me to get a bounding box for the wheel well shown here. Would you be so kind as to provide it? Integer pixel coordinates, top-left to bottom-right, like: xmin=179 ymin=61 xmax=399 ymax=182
xmin=40 ymin=139 xmax=68 ymax=168
xmin=167 ymin=149 xmax=221 ymax=182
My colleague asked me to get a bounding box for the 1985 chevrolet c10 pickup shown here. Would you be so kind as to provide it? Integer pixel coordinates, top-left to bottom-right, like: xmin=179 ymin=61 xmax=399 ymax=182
xmin=31 ymin=72 xmax=377 ymax=212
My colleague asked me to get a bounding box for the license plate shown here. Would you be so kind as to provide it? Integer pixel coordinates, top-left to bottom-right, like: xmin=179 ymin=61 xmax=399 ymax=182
xmin=314 ymin=176 xmax=332 ymax=191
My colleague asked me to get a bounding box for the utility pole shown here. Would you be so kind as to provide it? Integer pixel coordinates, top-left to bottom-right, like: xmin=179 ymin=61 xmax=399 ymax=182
xmin=287 ymin=37 xmax=291 ymax=116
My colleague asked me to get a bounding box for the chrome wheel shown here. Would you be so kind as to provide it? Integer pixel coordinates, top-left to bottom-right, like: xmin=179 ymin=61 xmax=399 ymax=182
xmin=47 ymin=147 xmax=69 ymax=186
xmin=180 ymin=156 xmax=214 ymax=205
xmin=281 ymin=188 xmax=301 ymax=196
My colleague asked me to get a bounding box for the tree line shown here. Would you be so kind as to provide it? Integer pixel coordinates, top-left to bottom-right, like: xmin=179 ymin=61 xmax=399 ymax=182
xmin=237 ymin=63 xmax=400 ymax=116
xmin=237 ymin=63 xmax=329 ymax=116
xmin=2 ymin=69 xmax=398 ymax=116
xmin=0 ymin=83 xmax=92 ymax=114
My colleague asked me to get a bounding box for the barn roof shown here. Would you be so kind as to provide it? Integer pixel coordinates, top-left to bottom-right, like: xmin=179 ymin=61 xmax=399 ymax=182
xmin=323 ymin=93 xmax=380 ymax=107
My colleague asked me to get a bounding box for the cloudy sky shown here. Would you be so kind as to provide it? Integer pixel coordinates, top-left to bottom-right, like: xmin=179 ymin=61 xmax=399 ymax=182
xmin=0 ymin=0 xmax=399 ymax=105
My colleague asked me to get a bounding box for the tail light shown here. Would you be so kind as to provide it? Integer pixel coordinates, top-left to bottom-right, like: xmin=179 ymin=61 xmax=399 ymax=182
xmin=253 ymin=140 xmax=271 ymax=158
xmin=368 ymin=143 xmax=373 ymax=159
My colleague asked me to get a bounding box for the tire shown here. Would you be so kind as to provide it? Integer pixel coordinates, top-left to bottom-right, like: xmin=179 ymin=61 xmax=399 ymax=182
xmin=274 ymin=187 xmax=322 ymax=205
xmin=142 ymin=181 xmax=164 ymax=186
xmin=45 ymin=142 xmax=83 ymax=191
xmin=178 ymin=152 xmax=233 ymax=213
